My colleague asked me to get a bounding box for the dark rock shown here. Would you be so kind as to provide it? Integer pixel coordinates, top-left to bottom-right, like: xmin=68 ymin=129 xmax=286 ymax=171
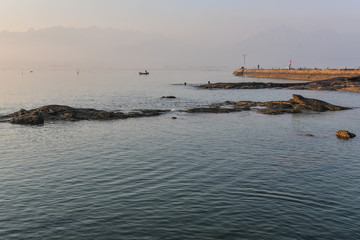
xmin=291 ymin=94 xmax=348 ymax=111
xmin=6 ymin=105 xmax=168 ymax=125
xmin=336 ymin=130 xmax=356 ymax=139
xmin=186 ymin=105 xmax=243 ymax=114
xmin=10 ymin=112 xmax=44 ymax=125
xmin=161 ymin=96 xmax=176 ymax=99
xmin=240 ymin=95 xmax=348 ymax=115
xmin=257 ymin=107 xmax=301 ymax=115
xmin=127 ymin=109 xmax=167 ymax=118
xmin=198 ymin=76 xmax=360 ymax=93
xmin=224 ymin=101 xmax=235 ymax=104
xmin=186 ymin=107 xmax=231 ymax=113
xmin=186 ymin=95 xmax=349 ymax=115
xmin=12 ymin=108 xmax=29 ymax=117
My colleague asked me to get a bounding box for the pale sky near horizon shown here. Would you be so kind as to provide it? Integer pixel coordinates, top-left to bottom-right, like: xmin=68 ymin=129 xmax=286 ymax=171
xmin=1 ymin=0 xmax=360 ymax=45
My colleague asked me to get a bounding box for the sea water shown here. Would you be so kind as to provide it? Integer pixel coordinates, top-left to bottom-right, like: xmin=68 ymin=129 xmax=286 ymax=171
xmin=0 ymin=70 xmax=359 ymax=239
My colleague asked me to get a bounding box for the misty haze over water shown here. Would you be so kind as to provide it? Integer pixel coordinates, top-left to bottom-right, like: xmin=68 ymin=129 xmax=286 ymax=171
xmin=1 ymin=26 xmax=360 ymax=70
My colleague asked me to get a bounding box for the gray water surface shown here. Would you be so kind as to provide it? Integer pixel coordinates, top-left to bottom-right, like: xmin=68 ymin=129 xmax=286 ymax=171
xmin=1 ymin=70 xmax=359 ymax=239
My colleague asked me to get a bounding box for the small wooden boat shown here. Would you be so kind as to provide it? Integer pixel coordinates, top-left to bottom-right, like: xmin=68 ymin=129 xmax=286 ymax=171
xmin=139 ymin=70 xmax=149 ymax=75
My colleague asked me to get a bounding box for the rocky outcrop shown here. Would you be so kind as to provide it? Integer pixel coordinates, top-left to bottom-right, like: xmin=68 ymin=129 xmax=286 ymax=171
xmin=3 ymin=105 xmax=167 ymax=125
xmin=186 ymin=94 xmax=349 ymax=115
xmin=198 ymin=76 xmax=360 ymax=93
xmin=290 ymin=94 xmax=347 ymax=111
xmin=336 ymin=130 xmax=356 ymax=139
xmin=289 ymin=76 xmax=360 ymax=92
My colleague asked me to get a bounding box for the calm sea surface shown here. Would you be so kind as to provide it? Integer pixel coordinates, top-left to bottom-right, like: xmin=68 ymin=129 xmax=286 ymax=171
xmin=1 ymin=70 xmax=359 ymax=239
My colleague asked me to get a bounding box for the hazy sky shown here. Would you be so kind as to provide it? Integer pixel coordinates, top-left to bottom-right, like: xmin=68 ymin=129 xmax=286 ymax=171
xmin=1 ymin=0 xmax=360 ymax=69
xmin=1 ymin=0 xmax=360 ymax=45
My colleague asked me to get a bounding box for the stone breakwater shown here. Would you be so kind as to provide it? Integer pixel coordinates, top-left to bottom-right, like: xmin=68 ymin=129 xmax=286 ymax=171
xmin=199 ymin=76 xmax=360 ymax=93
xmin=233 ymin=69 xmax=360 ymax=81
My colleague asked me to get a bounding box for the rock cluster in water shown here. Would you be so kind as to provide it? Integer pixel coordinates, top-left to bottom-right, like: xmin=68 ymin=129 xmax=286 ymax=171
xmin=198 ymin=76 xmax=360 ymax=93
xmin=186 ymin=94 xmax=349 ymax=115
xmin=2 ymin=105 xmax=167 ymax=125
xmin=0 ymin=95 xmax=351 ymax=126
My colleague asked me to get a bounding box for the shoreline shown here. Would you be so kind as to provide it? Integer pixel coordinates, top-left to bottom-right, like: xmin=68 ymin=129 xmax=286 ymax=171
xmin=233 ymin=68 xmax=360 ymax=81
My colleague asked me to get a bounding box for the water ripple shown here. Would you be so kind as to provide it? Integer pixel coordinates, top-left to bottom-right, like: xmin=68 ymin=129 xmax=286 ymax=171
xmin=1 ymin=70 xmax=360 ymax=239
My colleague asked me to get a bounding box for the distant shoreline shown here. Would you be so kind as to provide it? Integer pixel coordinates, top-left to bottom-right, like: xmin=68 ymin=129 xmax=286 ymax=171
xmin=233 ymin=68 xmax=360 ymax=81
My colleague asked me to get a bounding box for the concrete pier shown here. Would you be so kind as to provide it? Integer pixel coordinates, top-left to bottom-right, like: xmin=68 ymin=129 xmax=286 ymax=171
xmin=233 ymin=68 xmax=360 ymax=81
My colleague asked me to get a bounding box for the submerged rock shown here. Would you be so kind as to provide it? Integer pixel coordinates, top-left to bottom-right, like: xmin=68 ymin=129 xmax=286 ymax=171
xmin=336 ymin=130 xmax=356 ymax=139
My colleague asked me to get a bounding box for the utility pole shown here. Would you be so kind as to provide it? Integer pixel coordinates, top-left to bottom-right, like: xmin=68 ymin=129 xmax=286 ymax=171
xmin=242 ymin=53 xmax=247 ymax=68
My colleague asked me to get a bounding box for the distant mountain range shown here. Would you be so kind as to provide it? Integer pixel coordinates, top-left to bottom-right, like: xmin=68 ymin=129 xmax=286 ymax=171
xmin=226 ymin=25 xmax=360 ymax=69
xmin=1 ymin=26 xmax=359 ymax=70
xmin=0 ymin=26 xmax=207 ymax=70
